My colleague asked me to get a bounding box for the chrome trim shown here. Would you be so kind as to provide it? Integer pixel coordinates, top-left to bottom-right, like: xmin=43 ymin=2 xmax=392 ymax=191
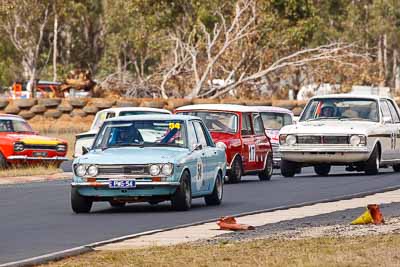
xmin=95 ymin=174 xmax=168 ymax=179
xmin=7 ymin=156 xmax=69 ymax=161
xmin=279 ymin=145 xmax=369 ymax=153
xmin=71 ymin=181 xmax=180 ymax=187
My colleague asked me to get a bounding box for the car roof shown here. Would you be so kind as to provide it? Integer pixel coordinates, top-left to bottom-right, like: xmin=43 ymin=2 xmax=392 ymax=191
xmin=252 ymin=106 xmax=293 ymax=114
xmin=0 ymin=114 xmax=25 ymax=121
xmin=176 ymin=104 xmax=260 ymax=113
xmin=105 ymin=114 xmax=199 ymax=122
xmin=99 ymin=107 xmax=171 ymax=114
xmin=309 ymin=94 xmax=388 ymax=101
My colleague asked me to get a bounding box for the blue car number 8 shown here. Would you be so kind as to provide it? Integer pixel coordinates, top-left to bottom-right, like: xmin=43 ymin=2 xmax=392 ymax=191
xmin=109 ymin=179 xmax=136 ymax=189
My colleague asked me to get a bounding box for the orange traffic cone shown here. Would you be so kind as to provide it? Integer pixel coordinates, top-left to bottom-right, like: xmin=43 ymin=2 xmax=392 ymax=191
xmin=351 ymin=204 xmax=384 ymax=225
xmin=217 ymin=216 xmax=255 ymax=231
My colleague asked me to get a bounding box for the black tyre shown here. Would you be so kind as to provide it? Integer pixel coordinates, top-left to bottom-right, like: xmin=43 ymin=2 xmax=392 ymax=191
xmin=258 ymin=154 xmax=273 ymax=181
xmin=393 ymin=164 xmax=400 ymax=172
xmin=109 ymin=200 xmax=126 ymax=208
xmin=205 ymin=172 xmax=223 ymax=206
xmin=171 ymin=171 xmax=192 ymax=211
xmin=280 ymin=159 xmax=297 ymax=177
xmin=0 ymin=152 xmax=7 ymax=169
xmin=148 ymin=200 xmax=162 ymax=205
xmin=71 ymin=187 xmax=92 ymax=213
xmin=227 ymin=157 xmax=242 ymax=183
xmin=365 ymin=146 xmax=380 ymax=175
xmin=314 ymin=165 xmax=331 ymax=176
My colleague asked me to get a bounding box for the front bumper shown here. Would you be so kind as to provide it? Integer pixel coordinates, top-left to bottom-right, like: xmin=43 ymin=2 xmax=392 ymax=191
xmin=7 ymin=155 xmax=69 ymax=161
xmin=279 ymin=145 xmax=370 ymax=163
xmin=71 ymin=181 xmax=180 ymax=188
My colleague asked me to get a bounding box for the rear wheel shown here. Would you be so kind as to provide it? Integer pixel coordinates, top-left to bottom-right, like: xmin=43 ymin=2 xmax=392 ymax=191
xmin=109 ymin=200 xmax=126 ymax=208
xmin=205 ymin=172 xmax=223 ymax=206
xmin=227 ymin=157 xmax=242 ymax=183
xmin=393 ymin=164 xmax=400 ymax=172
xmin=280 ymin=159 xmax=297 ymax=177
xmin=171 ymin=171 xmax=192 ymax=211
xmin=0 ymin=152 xmax=7 ymax=169
xmin=71 ymin=187 xmax=92 ymax=213
xmin=258 ymin=154 xmax=273 ymax=181
xmin=365 ymin=146 xmax=380 ymax=175
xmin=314 ymin=165 xmax=331 ymax=176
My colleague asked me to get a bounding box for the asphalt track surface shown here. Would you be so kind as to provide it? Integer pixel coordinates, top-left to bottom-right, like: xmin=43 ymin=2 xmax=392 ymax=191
xmin=1 ymin=167 xmax=400 ymax=264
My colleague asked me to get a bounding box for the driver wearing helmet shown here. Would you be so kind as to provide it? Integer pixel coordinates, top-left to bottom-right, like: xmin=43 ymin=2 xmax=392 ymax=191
xmin=320 ymin=103 xmax=336 ymax=117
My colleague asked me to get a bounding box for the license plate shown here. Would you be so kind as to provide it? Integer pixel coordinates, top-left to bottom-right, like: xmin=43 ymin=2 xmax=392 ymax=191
xmin=33 ymin=152 xmax=48 ymax=157
xmin=108 ymin=179 xmax=136 ymax=189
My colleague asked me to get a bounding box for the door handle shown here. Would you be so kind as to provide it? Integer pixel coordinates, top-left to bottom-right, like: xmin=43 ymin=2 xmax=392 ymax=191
xmin=214 ymin=151 xmax=217 ymax=155
xmin=202 ymin=153 xmax=205 ymax=156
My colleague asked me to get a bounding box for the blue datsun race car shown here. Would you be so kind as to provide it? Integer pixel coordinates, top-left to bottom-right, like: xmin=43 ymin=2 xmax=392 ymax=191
xmin=71 ymin=114 xmax=227 ymax=213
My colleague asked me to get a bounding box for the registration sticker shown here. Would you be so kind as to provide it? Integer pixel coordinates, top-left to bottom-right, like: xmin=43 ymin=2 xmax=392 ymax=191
xmin=108 ymin=179 xmax=136 ymax=189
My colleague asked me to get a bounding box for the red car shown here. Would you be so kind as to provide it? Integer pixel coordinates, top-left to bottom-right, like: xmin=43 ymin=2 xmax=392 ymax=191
xmin=176 ymin=104 xmax=273 ymax=182
xmin=0 ymin=114 xmax=68 ymax=168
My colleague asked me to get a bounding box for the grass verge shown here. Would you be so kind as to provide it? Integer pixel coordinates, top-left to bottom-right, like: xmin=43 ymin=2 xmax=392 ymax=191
xmin=0 ymin=165 xmax=61 ymax=177
xmin=43 ymin=234 xmax=400 ymax=267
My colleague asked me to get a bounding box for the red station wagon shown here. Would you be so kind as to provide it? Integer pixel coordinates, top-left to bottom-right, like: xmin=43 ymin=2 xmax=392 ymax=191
xmin=176 ymin=104 xmax=273 ymax=183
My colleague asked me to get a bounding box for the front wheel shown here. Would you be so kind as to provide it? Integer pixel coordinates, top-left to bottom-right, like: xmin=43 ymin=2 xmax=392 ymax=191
xmin=109 ymin=200 xmax=126 ymax=208
xmin=393 ymin=164 xmax=400 ymax=172
xmin=71 ymin=187 xmax=92 ymax=213
xmin=205 ymin=172 xmax=223 ymax=206
xmin=227 ymin=157 xmax=242 ymax=183
xmin=171 ymin=171 xmax=192 ymax=211
xmin=258 ymin=154 xmax=273 ymax=181
xmin=314 ymin=165 xmax=331 ymax=176
xmin=280 ymin=159 xmax=297 ymax=177
xmin=365 ymin=146 xmax=380 ymax=175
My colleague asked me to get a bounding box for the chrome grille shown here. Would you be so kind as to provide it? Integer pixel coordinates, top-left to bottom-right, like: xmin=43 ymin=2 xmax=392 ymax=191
xmin=297 ymin=136 xmax=321 ymax=144
xmin=322 ymin=136 xmax=349 ymax=144
xmin=98 ymin=165 xmax=149 ymax=175
xmin=24 ymin=144 xmax=57 ymax=150
xmin=297 ymin=135 xmax=349 ymax=145
xmin=271 ymin=143 xmax=281 ymax=158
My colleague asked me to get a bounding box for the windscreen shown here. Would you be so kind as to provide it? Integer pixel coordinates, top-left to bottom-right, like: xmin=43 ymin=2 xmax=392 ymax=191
xmin=261 ymin=112 xmax=293 ymax=130
xmin=0 ymin=119 xmax=33 ymax=133
xmin=300 ymin=98 xmax=379 ymax=122
xmin=94 ymin=120 xmax=186 ymax=149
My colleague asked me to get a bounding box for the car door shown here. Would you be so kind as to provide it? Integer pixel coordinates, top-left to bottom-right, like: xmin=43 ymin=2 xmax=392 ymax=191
xmin=386 ymin=99 xmax=400 ymax=160
xmin=192 ymin=120 xmax=210 ymax=193
xmin=241 ymin=113 xmax=256 ymax=171
xmin=380 ymin=100 xmax=397 ymax=160
xmin=252 ymin=112 xmax=271 ymax=170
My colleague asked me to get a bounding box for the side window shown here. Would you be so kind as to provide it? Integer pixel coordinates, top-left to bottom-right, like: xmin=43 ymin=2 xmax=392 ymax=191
xmin=193 ymin=121 xmax=208 ymax=147
xmin=106 ymin=112 xmax=116 ymax=119
xmin=387 ymin=100 xmax=400 ymax=123
xmin=187 ymin=121 xmax=198 ymax=148
xmin=241 ymin=113 xmax=253 ymax=135
xmin=380 ymin=101 xmax=393 ymax=123
xmin=252 ymin=113 xmax=264 ymax=135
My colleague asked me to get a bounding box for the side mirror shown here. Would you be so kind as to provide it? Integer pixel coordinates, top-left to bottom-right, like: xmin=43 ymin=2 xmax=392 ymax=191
xmin=383 ymin=116 xmax=392 ymax=124
xmin=191 ymin=143 xmax=203 ymax=151
xmin=82 ymin=146 xmax=90 ymax=155
xmin=216 ymin=142 xmax=227 ymax=150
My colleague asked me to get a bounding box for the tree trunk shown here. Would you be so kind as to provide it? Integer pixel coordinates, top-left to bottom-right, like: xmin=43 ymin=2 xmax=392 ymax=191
xmin=378 ymin=35 xmax=384 ymax=85
xmin=383 ymin=34 xmax=388 ymax=84
xmin=394 ymin=49 xmax=400 ymax=95
xmin=53 ymin=3 xmax=58 ymax=82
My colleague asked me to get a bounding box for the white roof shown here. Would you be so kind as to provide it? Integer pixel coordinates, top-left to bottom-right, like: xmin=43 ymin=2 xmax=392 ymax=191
xmin=0 ymin=114 xmax=25 ymax=121
xmin=100 ymin=107 xmax=171 ymax=114
xmin=310 ymin=94 xmax=388 ymax=101
xmin=176 ymin=104 xmax=261 ymax=113
xmin=252 ymin=106 xmax=293 ymax=115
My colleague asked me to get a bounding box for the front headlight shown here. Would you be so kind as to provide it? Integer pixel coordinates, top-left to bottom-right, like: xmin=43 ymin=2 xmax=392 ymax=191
xmin=14 ymin=142 xmax=24 ymax=152
xmin=149 ymin=164 xmax=161 ymax=176
xmin=75 ymin=164 xmax=87 ymax=177
xmin=286 ymin=135 xmax=297 ymax=146
xmin=350 ymin=135 xmax=366 ymax=146
xmin=87 ymin=165 xmax=98 ymax=176
xmin=161 ymin=163 xmax=174 ymax=176
xmin=56 ymin=144 xmax=67 ymax=152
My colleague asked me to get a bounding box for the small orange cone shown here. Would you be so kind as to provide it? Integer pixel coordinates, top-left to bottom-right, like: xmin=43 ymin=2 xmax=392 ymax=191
xmin=351 ymin=204 xmax=384 ymax=225
xmin=217 ymin=216 xmax=255 ymax=231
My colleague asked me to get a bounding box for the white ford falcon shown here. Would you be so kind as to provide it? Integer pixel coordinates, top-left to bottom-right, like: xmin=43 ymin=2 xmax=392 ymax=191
xmin=279 ymin=94 xmax=400 ymax=177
